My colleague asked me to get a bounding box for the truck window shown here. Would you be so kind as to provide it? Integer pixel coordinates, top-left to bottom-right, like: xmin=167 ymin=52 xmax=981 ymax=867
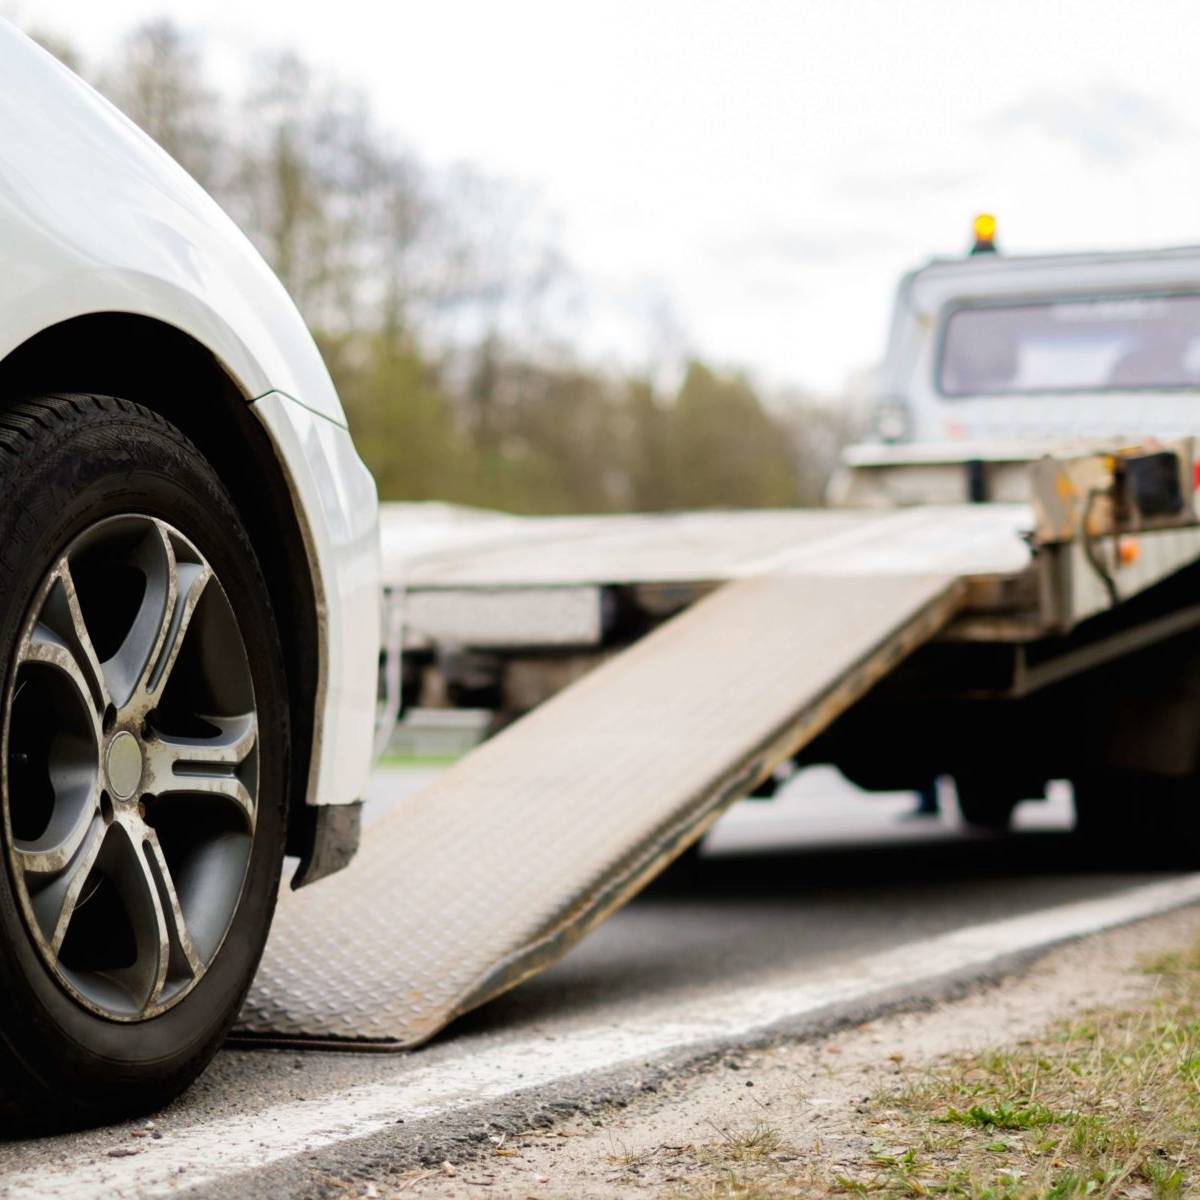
xmin=938 ymin=293 xmax=1200 ymax=396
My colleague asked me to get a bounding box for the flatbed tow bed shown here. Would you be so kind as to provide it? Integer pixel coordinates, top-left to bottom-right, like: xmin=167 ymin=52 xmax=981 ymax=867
xmin=234 ymin=441 xmax=1200 ymax=1049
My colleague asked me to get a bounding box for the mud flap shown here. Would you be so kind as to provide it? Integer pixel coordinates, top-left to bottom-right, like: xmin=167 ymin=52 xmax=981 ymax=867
xmin=234 ymin=573 xmax=963 ymax=1049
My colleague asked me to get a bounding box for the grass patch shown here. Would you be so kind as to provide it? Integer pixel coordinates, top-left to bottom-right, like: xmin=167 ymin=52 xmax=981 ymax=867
xmin=1141 ymin=946 xmax=1200 ymax=977
xmin=941 ymin=1102 xmax=1063 ymax=1132
xmin=666 ymin=937 xmax=1200 ymax=1199
xmin=376 ymin=753 xmax=463 ymax=769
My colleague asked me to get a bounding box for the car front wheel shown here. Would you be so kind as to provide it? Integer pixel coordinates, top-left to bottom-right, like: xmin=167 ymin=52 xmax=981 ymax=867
xmin=0 ymin=394 xmax=289 ymax=1127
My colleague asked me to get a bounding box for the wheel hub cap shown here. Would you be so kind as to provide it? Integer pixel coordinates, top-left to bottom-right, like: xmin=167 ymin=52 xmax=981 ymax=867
xmin=105 ymin=731 xmax=143 ymax=801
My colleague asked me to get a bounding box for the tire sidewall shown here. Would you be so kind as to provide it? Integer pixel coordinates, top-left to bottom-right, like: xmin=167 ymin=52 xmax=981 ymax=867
xmin=0 ymin=403 xmax=288 ymax=1113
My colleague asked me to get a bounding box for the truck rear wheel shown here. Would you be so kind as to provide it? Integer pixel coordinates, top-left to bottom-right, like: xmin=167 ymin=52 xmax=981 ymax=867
xmin=953 ymin=776 xmax=1020 ymax=832
xmin=1072 ymin=770 xmax=1200 ymax=868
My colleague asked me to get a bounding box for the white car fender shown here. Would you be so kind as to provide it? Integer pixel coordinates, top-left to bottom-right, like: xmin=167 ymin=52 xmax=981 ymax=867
xmin=0 ymin=19 xmax=380 ymax=813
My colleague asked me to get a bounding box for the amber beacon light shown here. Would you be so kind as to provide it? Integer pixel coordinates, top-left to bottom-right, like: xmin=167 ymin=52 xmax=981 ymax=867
xmin=970 ymin=212 xmax=998 ymax=255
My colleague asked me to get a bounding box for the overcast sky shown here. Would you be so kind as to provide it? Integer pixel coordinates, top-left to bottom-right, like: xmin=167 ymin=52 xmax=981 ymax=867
xmin=8 ymin=0 xmax=1200 ymax=392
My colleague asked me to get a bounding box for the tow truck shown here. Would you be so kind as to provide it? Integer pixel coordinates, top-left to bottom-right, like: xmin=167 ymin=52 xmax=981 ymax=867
xmin=238 ymin=218 xmax=1200 ymax=1050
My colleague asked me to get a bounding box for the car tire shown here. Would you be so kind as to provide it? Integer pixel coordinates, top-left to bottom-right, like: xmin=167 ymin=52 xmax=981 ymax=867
xmin=0 ymin=394 xmax=288 ymax=1128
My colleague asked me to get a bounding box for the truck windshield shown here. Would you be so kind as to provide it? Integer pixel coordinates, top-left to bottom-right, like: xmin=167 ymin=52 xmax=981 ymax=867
xmin=939 ymin=293 xmax=1200 ymax=396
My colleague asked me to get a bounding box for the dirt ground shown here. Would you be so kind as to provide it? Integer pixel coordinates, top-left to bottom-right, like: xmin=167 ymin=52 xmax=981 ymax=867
xmin=333 ymin=906 xmax=1200 ymax=1199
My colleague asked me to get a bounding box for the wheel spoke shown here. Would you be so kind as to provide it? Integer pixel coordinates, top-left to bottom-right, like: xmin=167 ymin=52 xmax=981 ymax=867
xmin=102 ymin=821 xmax=200 ymax=1009
xmin=140 ymin=829 xmax=202 ymax=1002
xmin=19 ymin=624 xmax=105 ymax=742
xmin=37 ymin=562 xmax=111 ymax=714
xmin=11 ymin=603 xmax=104 ymax=878
xmin=141 ymin=558 xmax=211 ymax=710
xmin=97 ymin=821 xmax=169 ymax=1009
xmin=144 ymin=713 xmax=257 ymax=828
xmin=11 ymin=779 xmax=102 ymax=877
xmin=103 ymin=523 xmax=211 ymax=713
xmin=24 ymin=814 xmax=106 ymax=955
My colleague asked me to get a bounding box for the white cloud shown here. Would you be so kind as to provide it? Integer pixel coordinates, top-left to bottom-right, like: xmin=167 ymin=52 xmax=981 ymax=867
xmin=979 ymin=83 xmax=1189 ymax=165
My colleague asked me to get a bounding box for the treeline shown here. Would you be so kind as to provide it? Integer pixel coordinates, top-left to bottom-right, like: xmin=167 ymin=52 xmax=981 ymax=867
xmin=35 ymin=21 xmax=859 ymax=512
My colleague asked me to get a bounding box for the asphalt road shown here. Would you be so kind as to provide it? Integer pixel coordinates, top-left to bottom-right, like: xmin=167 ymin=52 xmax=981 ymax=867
xmin=0 ymin=765 xmax=1181 ymax=1198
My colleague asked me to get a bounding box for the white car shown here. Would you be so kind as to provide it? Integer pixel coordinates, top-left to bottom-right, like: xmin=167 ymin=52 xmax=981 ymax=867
xmin=0 ymin=22 xmax=380 ymax=1124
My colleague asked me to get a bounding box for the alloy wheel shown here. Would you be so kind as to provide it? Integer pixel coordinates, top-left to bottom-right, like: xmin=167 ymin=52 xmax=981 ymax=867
xmin=2 ymin=515 xmax=258 ymax=1020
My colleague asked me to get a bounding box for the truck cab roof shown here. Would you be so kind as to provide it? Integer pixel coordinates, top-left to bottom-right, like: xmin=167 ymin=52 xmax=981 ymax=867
xmin=875 ymin=240 xmax=1200 ymax=451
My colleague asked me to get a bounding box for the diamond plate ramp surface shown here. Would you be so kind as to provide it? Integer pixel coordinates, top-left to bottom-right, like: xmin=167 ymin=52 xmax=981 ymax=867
xmin=235 ymin=573 xmax=963 ymax=1048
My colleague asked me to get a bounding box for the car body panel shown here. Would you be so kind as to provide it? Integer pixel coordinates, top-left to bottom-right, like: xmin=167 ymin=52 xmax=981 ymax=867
xmin=253 ymin=391 xmax=379 ymax=810
xmin=0 ymin=20 xmax=379 ymax=811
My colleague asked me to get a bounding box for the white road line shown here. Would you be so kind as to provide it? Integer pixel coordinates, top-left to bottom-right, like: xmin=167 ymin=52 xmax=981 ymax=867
xmin=8 ymin=874 xmax=1200 ymax=1199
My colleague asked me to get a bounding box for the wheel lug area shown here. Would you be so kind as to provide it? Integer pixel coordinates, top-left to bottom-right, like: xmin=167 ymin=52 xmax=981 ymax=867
xmin=102 ymin=704 xmax=117 ymax=736
xmin=100 ymin=790 xmax=114 ymax=827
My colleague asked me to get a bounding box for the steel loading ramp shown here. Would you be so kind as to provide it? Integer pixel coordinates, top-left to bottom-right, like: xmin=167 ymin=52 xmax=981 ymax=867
xmin=235 ymin=572 xmax=963 ymax=1049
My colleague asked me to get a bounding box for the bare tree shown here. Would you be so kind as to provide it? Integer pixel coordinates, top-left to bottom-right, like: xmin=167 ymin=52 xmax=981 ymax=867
xmin=27 ymin=28 xmax=84 ymax=73
xmin=99 ymin=20 xmax=221 ymax=192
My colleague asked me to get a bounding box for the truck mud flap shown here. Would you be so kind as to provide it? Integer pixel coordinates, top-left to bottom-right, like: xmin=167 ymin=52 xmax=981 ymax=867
xmin=233 ymin=573 xmax=963 ymax=1050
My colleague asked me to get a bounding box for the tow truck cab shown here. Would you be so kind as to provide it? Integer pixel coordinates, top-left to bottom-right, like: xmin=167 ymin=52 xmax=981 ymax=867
xmin=836 ymin=230 xmax=1200 ymax=509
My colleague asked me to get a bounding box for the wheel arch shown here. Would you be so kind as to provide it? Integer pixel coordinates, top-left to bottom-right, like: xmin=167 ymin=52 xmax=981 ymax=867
xmin=0 ymin=312 xmax=320 ymax=860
